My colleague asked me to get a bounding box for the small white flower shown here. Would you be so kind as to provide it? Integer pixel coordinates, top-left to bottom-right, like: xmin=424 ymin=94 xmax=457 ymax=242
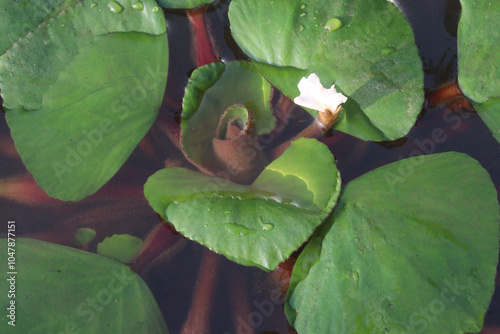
xmin=294 ymin=73 xmax=348 ymax=126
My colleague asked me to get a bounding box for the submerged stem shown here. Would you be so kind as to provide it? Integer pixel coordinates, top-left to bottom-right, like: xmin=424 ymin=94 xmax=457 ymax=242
xmin=181 ymin=249 xmax=220 ymax=334
xmin=130 ymin=222 xmax=183 ymax=274
xmin=187 ymin=8 xmax=219 ymax=67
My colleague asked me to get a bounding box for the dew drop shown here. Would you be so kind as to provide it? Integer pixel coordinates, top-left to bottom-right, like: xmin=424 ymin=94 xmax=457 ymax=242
xmin=300 ymin=12 xmax=305 ymax=17
xmin=381 ymin=47 xmax=395 ymax=56
xmin=224 ymin=223 xmax=255 ymax=236
xmin=131 ymin=1 xmax=144 ymax=10
xmin=263 ymin=222 xmax=274 ymax=231
xmin=298 ymin=24 xmax=304 ymax=32
xmin=324 ymin=17 xmax=343 ymax=32
xmin=108 ymin=0 xmax=124 ymax=14
xmin=352 ymin=271 xmax=360 ymax=283
xmin=300 ymin=4 xmax=305 ymax=9
xmin=90 ymin=2 xmax=98 ymax=8
xmin=152 ymin=5 xmax=159 ymax=12
xmin=224 ymin=211 xmax=230 ymax=214
xmin=277 ymin=30 xmax=282 ymax=34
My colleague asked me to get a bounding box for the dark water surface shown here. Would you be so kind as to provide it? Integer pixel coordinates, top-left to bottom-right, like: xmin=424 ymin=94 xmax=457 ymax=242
xmin=1 ymin=0 xmax=499 ymax=333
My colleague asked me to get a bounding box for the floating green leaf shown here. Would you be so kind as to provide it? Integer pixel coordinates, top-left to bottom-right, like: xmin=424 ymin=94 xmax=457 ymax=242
xmin=229 ymin=0 xmax=424 ymax=141
xmin=181 ymin=61 xmax=275 ymax=172
xmin=0 ymin=0 xmax=168 ymax=200
xmin=74 ymin=227 xmax=97 ymax=246
xmin=144 ymin=138 xmax=341 ymax=270
xmin=157 ymin=0 xmax=214 ymax=9
xmin=0 ymin=238 xmax=168 ymax=333
xmin=97 ymin=234 xmax=143 ymax=263
xmin=286 ymin=152 xmax=499 ymax=334
xmin=473 ymin=98 xmax=500 ymax=142
xmin=457 ymin=0 xmax=500 ymax=142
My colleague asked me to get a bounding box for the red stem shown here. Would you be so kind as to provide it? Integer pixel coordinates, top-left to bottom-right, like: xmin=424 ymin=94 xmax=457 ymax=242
xmin=187 ymin=8 xmax=219 ymax=67
xmin=228 ymin=270 xmax=254 ymax=334
xmin=181 ymin=249 xmax=220 ymax=334
xmin=426 ymin=81 xmax=473 ymax=112
xmin=130 ymin=222 xmax=183 ymax=273
xmin=270 ymin=257 xmax=297 ymax=294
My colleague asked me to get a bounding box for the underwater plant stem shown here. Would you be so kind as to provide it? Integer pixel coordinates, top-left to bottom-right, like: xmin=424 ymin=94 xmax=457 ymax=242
xmin=130 ymin=222 xmax=183 ymax=274
xmin=427 ymin=80 xmax=473 ymax=112
xmin=0 ymin=175 xmax=59 ymax=204
xmin=270 ymin=257 xmax=296 ymax=294
xmin=228 ymin=271 xmax=254 ymax=334
xmin=181 ymin=249 xmax=220 ymax=334
xmin=187 ymin=8 xmax=219 ymax=67
xmin=270 ymin=118 xmax=328 ymax=160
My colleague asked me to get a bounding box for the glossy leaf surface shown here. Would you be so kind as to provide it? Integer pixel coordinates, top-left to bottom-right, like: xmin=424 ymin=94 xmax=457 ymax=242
xmin=229 ymin=0 xmax=424 ymax=141
xmin=286 ymin=152 xmax=499 ymax=334
xmin=0 ymin=0 xmax=168 ymax=200
xmin=457 ymin=0 xmax=500 ymax=142
xmin=144 ymin=138 xmax=340 ymax=271
xmin=0 ymin=238 xmax=168 ymax=333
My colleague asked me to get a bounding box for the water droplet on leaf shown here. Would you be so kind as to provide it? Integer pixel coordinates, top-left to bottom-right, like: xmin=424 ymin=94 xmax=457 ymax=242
xmin=90 ymin=2 xmax=98 ymax=8
xmin=152 ymin=5 xmax=159 ymax=12
xmin=300 ymin=4 xmax=306 ymax=9
xmin=225 ymin=223 xmax=255 ymax=236
xmin=131 ymin=1 xmax=144 ymax=10
xmin=300 ymin=12 xmax=306 ymax=17
xmin=324 ymin=17 xmax=343 ymax=32
xmin=381 ymin=47 xmax=395 ymax=56
xmin=108 ymin=0 xmax=124 ymax=14
xmin=298 ymin=25 xmax=304 ymax=31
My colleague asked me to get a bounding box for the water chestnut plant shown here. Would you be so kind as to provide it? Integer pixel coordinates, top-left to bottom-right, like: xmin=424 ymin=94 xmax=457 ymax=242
xmin=0 ymin=0 xmax=499 ymax=333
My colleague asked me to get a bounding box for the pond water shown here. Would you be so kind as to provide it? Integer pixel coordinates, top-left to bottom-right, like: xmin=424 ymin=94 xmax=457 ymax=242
xmin=1 ymin=0 xmax=499 ymax=333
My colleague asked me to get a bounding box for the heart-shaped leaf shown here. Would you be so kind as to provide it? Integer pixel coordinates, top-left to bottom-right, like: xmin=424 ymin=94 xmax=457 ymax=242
xmin=0 ymin=238 xmax=168 ymax=333
xmin=286 ymin=152 xmax=499 ymax=334
xmin=0 ymin=0 xmax=168 ymax=200
xmin=457 ymin=0 xmax=500 ymax=142
xmin=157 ymin=0 xmax=215 ymax=9
xmin=229 ymin=0 xmax=424 ymax=141
xmin=144 ymin=138 xmax=341 ymax=270
xmin=181 ymin=61 xmax=275 ymax=182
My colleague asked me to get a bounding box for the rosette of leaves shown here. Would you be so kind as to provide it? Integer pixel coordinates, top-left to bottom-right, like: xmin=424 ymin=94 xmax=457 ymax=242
xmin=457 ymin=0 xmax=500 ymax=143
xmin=285 ymin=152 xmax=499 ymax=334
xmin=0 ymin=238 xmax=168 ymax=333
xmin=145 ymin=61 xmax=341 ymax=270
xmin=229 ymin=0 xmax=424 ymax=142
xmin=0 ymin=0 xmax=169 ymax=200
xmin=181 ymin=61 xmax=276 ymax=184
